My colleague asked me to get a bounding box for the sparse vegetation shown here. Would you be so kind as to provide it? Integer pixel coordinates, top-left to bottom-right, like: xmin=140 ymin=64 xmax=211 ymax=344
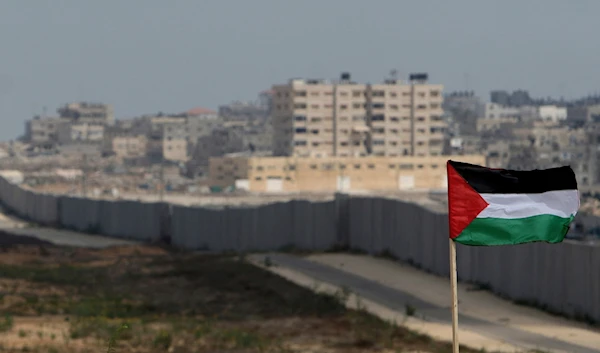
xmin=0 ymin=314 xmax=13 ymax=332
xmin=0 ymin=243 xmax=511 ymax=353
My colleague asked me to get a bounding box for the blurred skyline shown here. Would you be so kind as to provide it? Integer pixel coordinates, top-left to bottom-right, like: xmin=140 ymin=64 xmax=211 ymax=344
xmin=0 ymin=0 xmax=598 ymax=140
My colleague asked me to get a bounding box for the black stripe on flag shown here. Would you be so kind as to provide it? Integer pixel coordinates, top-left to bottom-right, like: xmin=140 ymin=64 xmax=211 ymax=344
xmin=448 ymin=160 xmax=578 ymax=194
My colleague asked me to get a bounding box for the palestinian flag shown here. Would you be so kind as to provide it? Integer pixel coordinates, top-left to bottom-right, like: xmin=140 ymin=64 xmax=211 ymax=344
xmin=447 ymin=160 xmax=579 ymax=246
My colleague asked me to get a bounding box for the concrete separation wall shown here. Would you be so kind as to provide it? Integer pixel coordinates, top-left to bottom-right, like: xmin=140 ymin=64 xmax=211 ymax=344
xmin=0 ymin=175 xmax=597 ymax=323
xmin=171 ymin=200 xmax=337 ymax=252
xmin=346 ymin=196 xmax=600 ymax=323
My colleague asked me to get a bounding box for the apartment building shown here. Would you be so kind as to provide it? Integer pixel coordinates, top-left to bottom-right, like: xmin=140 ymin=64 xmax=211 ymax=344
xmin=57 ymin=122 xmax=104 ymax=144
xmin=163 ymin=122 xmax=189 ymax=162
xmin=57 ymin=102 xmax=115 ymax=125
xmin=112 ymin=135 xmax=147 ymax=160
xmin=272 ymin=73 xmax=446 ymax=158
xmin=209 ymin=155 xmax=485 ymax=192
xmin=567 ymin=104 xmax=600 ymax=124
xmin=25 ymin=117 xmax=67 ymax=143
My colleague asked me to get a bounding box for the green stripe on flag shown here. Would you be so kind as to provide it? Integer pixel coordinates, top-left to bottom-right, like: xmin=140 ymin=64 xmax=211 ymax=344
xmin=455 ymin=214 xmax=574 ymax=246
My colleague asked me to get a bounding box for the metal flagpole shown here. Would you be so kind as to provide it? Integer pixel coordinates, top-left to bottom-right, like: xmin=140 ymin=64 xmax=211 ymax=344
xmin=449 ymin=238 xmax=459 ymax=352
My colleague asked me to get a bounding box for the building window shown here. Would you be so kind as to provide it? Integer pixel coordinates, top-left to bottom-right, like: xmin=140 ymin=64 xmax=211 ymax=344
xmin=389 ymin=164 xmax=396 ymax=169
xmin=311 ymin=129 xmax=319 ymax=134
xmin=354 ymin=164 xmax=361 ymax=169
xmin=417 ymin=164 xmax=424 ymax=169
xmin=322 ymin=163 xmax=334 ymax=170
xmin=399 ymin=164 xmax=413 ymax=170
xmin=294 ymin=115 xmax=307 ymax=121
xmin=340 ymin=104 xmax=348 ymax=110
xmin=255 ymin=177 xmax=262 ymax=180
xmin=353 ymin=103 xmax=362 ymax=109
xmin=295 ymin=91 xmax=307 ymax=97
xmin=368 ymin=164 xmax=375 ymax=169
xmin=310 ymin=164 xmax=317 ymax=169
xmin=390 ymin=117 xmax=399 ymax=122
xmin=311 ymin=104 xmax=320 ymax=109
xmin=372 ymin=115 xmax=384 ymax=121
xmin=294 ymin=103 xmax=307 ymax=109
xmin=372 ymin=90 xmax=385 ymax=97
xmin=389 ymin=104 xmax=399 ymax=110
xmin=294 ymin=140 xmax=307 ymax=146
xmin=295 ymin=128 xmax=307 ymax=133
xmin=352 ymin=90 xmax=362 ymax=97
xmin=372 ymin=103 xmax=385 ymax=109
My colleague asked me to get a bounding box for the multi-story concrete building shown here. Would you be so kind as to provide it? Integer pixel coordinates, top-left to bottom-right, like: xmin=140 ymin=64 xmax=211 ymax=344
xmin=111 ymin=135 xmax=147 ymax=160
xmin=57 ymin=122 xmax=104 ymax=144
xmin=57 ymin=102 xmax=115 ymax=125
xmin=209 ymin=154 xmax=485 ymax=192
xmin=25 ymin=117 xmax=67 ymax=143
xmin=567 ymin=104 xmax=600 ymax=124
xmin=476 ymin=116 xmax=519 ymax=132
xmin=538 ymin=105 xmax=567 ymax=123
xmin=272 ymin=73 xmax=446 ymax=158
xmin=163 ymin=122 xmax=189 ymax=162
xmin=482 ymin=103 xmax=521 ymax=119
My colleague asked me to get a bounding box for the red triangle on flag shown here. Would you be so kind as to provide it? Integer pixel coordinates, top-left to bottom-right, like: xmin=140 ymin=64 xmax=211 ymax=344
xmin=447 ymin=161 xmax=489 ymax=239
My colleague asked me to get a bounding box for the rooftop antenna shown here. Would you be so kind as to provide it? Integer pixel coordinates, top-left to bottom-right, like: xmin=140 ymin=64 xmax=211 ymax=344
xmin=390 ymin=69 xmax=398 ymax=80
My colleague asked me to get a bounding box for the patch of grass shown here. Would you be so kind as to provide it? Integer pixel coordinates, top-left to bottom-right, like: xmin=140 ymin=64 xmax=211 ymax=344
xmin=0 ymin=314 xmax=13 ymax=332
xmin=65 ymin=296 xmax=158 ymax=318
xmin=404 ymin=303 xmax=416 ymax=317
xmin=212 ymin=328 xmax=269 ymax=350
xmin=107 ymin=323 xmax=130 ymax=353
xmin=194 ymin=319 xmax=214 ymax=339
xmin=69 ymin=317 xmax=131 ymax=341
xmin=152 ymin=330 xmax=172 ymax=350
xmin=0 ymin=264 xmax=106 ymax=286
xmin=18 ymin=329 xmax=27 ymax=337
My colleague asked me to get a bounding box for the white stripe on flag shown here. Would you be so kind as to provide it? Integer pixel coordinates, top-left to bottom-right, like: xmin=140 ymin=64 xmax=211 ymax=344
xmin=478 ymin=189 xmax=579 ymax=219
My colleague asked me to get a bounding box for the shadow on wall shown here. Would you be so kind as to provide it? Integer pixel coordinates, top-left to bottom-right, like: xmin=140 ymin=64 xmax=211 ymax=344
xmin=0 ymin=177 xmax=597 ymax=324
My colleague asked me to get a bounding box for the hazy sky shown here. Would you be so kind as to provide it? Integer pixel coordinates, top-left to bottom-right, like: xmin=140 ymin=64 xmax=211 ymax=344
xmin=0 ymin=0 xmax=598 ymax=140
